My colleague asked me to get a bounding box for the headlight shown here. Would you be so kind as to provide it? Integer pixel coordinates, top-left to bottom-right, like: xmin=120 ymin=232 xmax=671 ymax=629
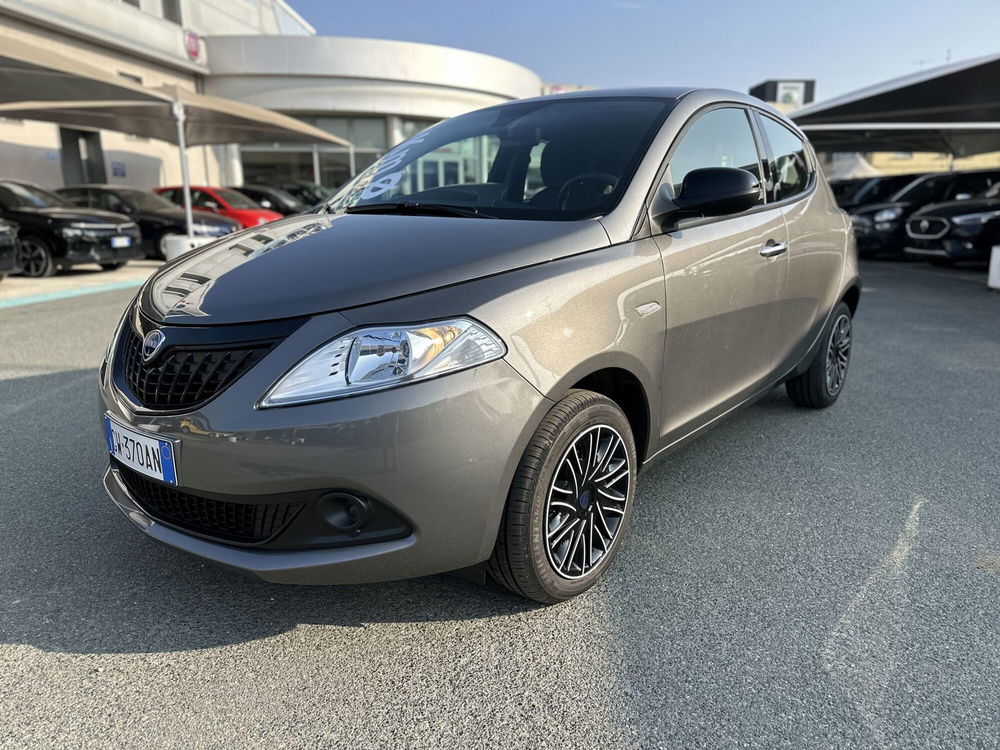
xmin=952 ymin=210 xmax=1000 ymax=225
xmin=60 ymin=226 xmax=84 ymax=238
xmin=873 ymin=207 xmax=903 ymax=223
xmin=260 ymin=318 xmax=506 ymax=407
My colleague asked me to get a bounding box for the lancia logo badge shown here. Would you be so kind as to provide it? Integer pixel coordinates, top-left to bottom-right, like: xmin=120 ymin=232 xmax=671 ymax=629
xmin=920 ymin=219 xmax=930 ymax=232
xmin=142 ymin=330 xmax=166 ymax=362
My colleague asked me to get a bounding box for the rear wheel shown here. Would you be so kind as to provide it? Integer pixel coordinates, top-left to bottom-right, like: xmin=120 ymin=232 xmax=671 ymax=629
xmin=488 ymin=390 xmax=637 ymax=603
xmin=786 ymin=301 xmax=853 ymax=409
xmin=16 ymin=236 xmax=56 ymax=277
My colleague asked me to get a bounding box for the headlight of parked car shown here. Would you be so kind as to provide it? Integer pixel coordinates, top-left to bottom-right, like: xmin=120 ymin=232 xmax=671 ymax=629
xmin=873 ymin=207 xmax=903 ymax=223
xmin=260 ymin=318 xmax=506 ymax=407
xmin=952 ymin=210 xmax=1000 ymax=225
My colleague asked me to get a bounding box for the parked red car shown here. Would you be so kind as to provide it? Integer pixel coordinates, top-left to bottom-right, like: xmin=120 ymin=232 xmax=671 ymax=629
xmin=155 ymin=186 xmax=283 ymax=229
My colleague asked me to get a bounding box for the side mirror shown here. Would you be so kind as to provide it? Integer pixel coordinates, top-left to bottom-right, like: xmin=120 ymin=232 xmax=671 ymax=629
xmin=260 ymin=200 xmax=273 ymax=208
xmin=654 ymin=167 xmax=762 ymax=225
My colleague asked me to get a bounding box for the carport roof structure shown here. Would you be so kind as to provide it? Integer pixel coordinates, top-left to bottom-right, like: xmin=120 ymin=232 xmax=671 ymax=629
xmin=790 ymin=52 xmax=1000 ymax=156
xmin=0 ymin=36 xmax=351 ymax=236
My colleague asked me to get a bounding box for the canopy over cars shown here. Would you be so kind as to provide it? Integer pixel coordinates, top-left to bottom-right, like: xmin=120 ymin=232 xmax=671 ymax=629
xmin=791 ymin=52 xmax=1000 ymax=156
xmin=0 ymin=38 xmax=352 ymax=238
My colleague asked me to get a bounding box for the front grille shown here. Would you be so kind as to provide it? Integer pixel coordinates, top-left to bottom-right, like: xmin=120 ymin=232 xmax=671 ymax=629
xmin=116 ymin=463 xmax=304 ymax=544
xmin=119 ymin=326 xmax=274 ymax=411
xmin=906 ymin=216 xmax=949 ymax=239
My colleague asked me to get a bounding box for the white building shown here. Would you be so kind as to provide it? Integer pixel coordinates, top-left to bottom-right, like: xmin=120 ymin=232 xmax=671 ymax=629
xmin=0 ymin=0 xmax=543 ymax=190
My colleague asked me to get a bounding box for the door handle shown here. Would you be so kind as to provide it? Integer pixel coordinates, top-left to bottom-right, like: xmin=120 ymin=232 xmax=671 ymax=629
xmin=760 ymin=241 xmax=788 ymax=258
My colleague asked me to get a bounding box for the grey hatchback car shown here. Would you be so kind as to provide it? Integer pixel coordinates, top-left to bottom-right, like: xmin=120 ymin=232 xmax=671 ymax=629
xmin=100 ymin=88 xmax=859 ymax=603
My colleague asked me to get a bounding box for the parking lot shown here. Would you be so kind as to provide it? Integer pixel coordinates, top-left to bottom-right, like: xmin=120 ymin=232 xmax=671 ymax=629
xmin=1 ymin=260 xmax=998 ymax=749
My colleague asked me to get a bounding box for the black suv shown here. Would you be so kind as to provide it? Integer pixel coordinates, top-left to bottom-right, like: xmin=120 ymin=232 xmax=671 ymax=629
xmin=905 ymin=181 xmax=1000 ymax=265
xmin=0 ymin=180 xmax=142 ymax=277
xmin=58 ymin=185 xmax=239 ymax=259
xmin=850 ymin=169 xmax=1000 ymax=257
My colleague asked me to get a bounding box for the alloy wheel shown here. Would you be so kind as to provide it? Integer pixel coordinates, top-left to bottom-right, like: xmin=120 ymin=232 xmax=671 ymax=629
xmin=544 ymin=424 xmax=631 ymax=580
xmin=17 ymin=238 xmax=52 ymax=277
xmin=825 ymin=313 xmax=852 ymax=396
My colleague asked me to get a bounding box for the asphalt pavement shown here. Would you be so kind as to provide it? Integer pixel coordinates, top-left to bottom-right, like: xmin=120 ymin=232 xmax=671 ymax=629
xmin=1 ymin=261 xmax=998 ymax=749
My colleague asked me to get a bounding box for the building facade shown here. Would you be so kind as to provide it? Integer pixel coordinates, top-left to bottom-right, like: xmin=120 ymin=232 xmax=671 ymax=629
xmin=0 ymin=0 xmax=543 ymax=192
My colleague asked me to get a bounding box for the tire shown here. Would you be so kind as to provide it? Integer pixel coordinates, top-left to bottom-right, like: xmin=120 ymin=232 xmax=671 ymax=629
xmin=786 ymin=301 xmax=853 ymax=409
xmin=16 ymin=236 xmax=57 ymax=278
xmin=488 ymin=390 xmax=637 ymax=604
xmin=99 ymin=262 xmax=126 ymax=272
xmin=930 ymin=258 xmax=954 ymax=268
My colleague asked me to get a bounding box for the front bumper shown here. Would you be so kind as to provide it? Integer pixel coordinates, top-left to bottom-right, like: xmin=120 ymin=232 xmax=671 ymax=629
xmin=904 ymin=237 xmax=992 ymax=262
xmin=99 ymin=309 xmax=551 ymax=584
xmin=852 ymin=220 xmax=904 ymax=255
xmin=62 ymin=234 xmax=144 ymax=267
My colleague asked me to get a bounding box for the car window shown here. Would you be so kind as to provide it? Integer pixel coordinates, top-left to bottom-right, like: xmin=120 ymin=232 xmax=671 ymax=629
xmin=192 ymin=190 xmax=217 ymax=209
xmin=326 ymin=97 xmax=673 ymax=221
xmin=758 ymin=116 xmax=812 ymax=201
xmin=664 ymin=108 xmax=763 ymax=201
xmin=0 ymin=182 xmax=72 ymax=208
xmin=59 ymin=188 xmax=91 ymax=207
xmin=159 ymin=188 xmax=178 ymax=203
xmin=952 ymin=172 xmax=1000 ymax=198
xmin=215 ymin=188 xmax=260 ymax=209
xmin=95 ymin=190 xmax=129 ymax=213
xmin=892 ymin=174 xmax=951 ymax=204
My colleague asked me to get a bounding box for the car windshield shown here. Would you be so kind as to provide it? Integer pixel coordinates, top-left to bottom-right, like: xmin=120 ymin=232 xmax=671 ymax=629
xmin=0 ymin=182 xmax=72 ymax=208
xmin=117 ymin=189 xmax=177 ymax=212
xmin=853 ymin=175 xmax=918 ymax=204
xmin=980 ymin=182 xmax=1000 ymax=199
xmin=215 ymin=188 xmax=260 ymax=209
xmin=325 ymin=97 xmax=673 ymax=220
xmin=891 ymin=174 xmax=949 ymax=204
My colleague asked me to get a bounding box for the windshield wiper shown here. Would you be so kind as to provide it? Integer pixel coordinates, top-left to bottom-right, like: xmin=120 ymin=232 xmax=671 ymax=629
xmin=344 ymin=201 xmax=492 ymax=218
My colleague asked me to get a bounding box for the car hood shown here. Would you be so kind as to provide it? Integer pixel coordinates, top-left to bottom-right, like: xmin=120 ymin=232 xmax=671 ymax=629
xmin=140 ymin=212 xmax=610 ymax=325
xmin=912 ymin=197 xmax=1000 ymax=218
xmin=9 ymin=206 xmax=132 ymax=224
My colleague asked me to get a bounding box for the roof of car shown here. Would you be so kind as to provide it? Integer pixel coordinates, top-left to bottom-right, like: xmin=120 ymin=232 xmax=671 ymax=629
xmin=505 ymin=86 xmax=764 ymax=107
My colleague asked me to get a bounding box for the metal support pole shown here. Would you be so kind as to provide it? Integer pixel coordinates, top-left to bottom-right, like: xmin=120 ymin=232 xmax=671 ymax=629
xmin=311 ymin=143 xmax=321 ymax=185
xmin=348 ymin=145 xmax=356 ymax=178
xmin=172 ymin=99 xmax=194 ymax=239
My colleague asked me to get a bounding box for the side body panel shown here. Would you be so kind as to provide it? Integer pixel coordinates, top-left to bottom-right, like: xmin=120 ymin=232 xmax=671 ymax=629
xmin=654 ymin=208 xmax=789 ymax=445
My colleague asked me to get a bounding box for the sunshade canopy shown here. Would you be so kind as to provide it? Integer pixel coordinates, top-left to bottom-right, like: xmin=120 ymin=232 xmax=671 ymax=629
xmin=791 ymin=53 xmax=1000 ymax=156
xmin=0 ymin=85 xmax=350 ymax=147
xmin=0 ymin=34 xmax=164 ymax=105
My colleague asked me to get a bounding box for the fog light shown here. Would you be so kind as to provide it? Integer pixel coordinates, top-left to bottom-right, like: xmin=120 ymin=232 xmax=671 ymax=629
xmin=318 ymin=492 xmax=370 ymax=534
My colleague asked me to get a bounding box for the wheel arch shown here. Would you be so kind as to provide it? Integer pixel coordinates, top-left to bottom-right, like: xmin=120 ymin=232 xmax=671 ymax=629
xmin=568 ymin=367 xmax=651 ymax=465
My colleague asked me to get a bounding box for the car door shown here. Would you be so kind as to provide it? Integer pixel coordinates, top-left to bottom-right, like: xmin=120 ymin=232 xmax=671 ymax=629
xmin=651 ymin=106 xmax=789 ymax=443
xmin=755 ymin=113 xmax=844 ymax=372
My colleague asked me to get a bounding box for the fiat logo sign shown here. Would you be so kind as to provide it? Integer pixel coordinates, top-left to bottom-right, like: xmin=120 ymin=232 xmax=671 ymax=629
xmin=184 ymin=31 xmax=201 ymax=61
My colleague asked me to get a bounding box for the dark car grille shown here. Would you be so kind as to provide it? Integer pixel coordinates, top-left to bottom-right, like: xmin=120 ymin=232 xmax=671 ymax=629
xmin=906 ymin=216 xmax=949 ymax=239
xmin=119 ymin=326 xmax=275 ymax=411
xmin=115 ymin=463 xmax=304 ymax=544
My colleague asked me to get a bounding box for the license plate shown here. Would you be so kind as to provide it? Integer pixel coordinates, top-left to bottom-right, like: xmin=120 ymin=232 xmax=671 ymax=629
xmin=105 ymin=415 xmax=178 ymax=485
xmin=110 ymin=236 xmax=132 ymax=248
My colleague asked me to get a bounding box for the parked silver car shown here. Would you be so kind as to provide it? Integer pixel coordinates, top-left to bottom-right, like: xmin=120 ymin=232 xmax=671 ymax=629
xmin=99 ymin=88 xmax=859 ymax=603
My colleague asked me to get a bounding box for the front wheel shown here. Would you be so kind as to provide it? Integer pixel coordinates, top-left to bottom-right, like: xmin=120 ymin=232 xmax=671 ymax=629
xmin=786 ymin=301 xmax=853 ymax=408
xmin=16 ymin=236 xmax=57 ymax=277
xmin=488 ymin=390 xmax=637 ymax=603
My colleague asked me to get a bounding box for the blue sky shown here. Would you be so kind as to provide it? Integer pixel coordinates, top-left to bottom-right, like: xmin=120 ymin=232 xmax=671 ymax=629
xmin=290 ymin=0 xmax=999 ymax=102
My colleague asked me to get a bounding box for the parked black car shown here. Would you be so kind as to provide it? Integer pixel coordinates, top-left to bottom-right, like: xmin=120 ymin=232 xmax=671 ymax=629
xmin=830 ymin=178 xmax=868 ymax=207
xmin=0 ymin=219 xmax=19 ymax=281
xmin=0 ymin=180 xmax=142 ymax=277
xmin=850 ymin=169 xmax=1000 ymax=257
xmin=904 ymin=182 xmax=1000 ymax=265
xmin=58 ymin=184 xmax=239 ymax=259
xmin=280 ymin=182 xmax=331 ymax=206
xmin=230 ymin=184 xmax=308 ymax=216
xmin=835 ymin=174 xmax=925 ymax=211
